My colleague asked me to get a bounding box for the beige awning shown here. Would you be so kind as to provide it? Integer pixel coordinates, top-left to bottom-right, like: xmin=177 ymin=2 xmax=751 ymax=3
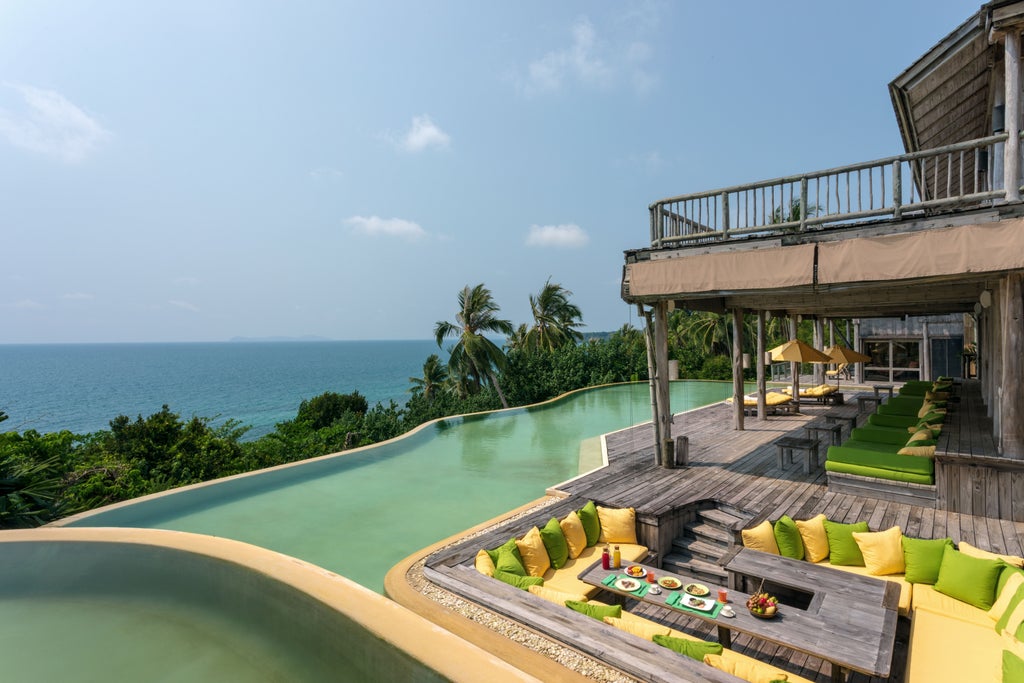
xmin=817 ymin=219 xmax=1024 ymax=285
xmin=626 ymin=243 xmax=816 ymax=297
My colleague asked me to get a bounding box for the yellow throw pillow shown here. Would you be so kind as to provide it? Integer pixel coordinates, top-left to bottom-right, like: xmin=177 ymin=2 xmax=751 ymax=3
xmin=474 ymin=549 xmax=496 ymax=577
xmin=908 ymin=429 xmax=933 ymax=443
xmin=603 ymin=615 xmax=670 ymax=640
xmin=597 ymin=506 xmax=638 ymax=544
xmin=796 ymin=514 xmax=830 ymax=563
xmin=990 ymin=573 xmax=1024 ymax=622
xmin=741 ymin=519 xmax=780 ymax=555
xmin=898 ymin=445 xmax=936 ymax=457
xmin=560 ymin=511 xmax=588 ymax=560
xmin=703 ymin=651 xmax=789 ymax=683
xmin=516 ymin=526 xmax=551 ymax=578
xmin=960 ymin=541 xmax=1024 ymax=568
xmin=527 ymin=584 xmax=588 ymax=605
xmin=852 ymin=526 xmax=905 ymax=576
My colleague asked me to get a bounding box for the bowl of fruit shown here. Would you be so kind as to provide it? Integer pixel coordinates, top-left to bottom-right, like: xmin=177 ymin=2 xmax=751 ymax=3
xmin=746 ymin=591 xmax=779 ymax=619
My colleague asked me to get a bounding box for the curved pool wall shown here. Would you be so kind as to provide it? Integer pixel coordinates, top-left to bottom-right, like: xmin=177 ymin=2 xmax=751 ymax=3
xmin=58 ymin=381 xmax=741 ymax=591
xmin=0 ymin=528 xmax=538 ymax=682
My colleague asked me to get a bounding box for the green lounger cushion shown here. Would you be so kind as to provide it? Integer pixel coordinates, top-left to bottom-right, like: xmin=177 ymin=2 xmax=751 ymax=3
xmin=826 ymin=446 xmax=935 ymax=476
xmin=867 ymin=413 xmax=920 ymax=429
xmin=824 ymin=460 xmax=935 ymax=485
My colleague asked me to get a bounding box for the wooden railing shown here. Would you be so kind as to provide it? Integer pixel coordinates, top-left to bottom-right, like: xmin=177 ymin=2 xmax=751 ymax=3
xmin=649 ymin=134 xmax=1014 ymax=247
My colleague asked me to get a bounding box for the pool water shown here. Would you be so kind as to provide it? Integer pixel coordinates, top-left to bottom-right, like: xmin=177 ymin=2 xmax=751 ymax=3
xmin=69 ymin=381 xmax=737 ymax=591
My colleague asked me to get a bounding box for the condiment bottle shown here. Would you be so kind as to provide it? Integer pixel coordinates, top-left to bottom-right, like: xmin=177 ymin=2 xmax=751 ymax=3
xmin=601 ymin=546 xmax=610 ymax=570
xmin=613 ymin=545 xmax=621 ymax=569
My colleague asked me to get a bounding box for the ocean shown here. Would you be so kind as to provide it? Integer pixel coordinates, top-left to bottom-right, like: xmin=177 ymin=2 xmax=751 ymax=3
xmin=0 ymin=341 xmax=440 ymax=439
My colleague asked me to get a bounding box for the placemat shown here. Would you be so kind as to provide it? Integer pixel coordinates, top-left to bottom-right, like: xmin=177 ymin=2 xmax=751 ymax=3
xmin=666 ymin=590 xmax=723 ymax=618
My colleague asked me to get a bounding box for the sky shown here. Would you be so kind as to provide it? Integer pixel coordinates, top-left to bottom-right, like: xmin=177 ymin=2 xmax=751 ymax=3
xmin=0 ymin=0 xmax=976 ymax=344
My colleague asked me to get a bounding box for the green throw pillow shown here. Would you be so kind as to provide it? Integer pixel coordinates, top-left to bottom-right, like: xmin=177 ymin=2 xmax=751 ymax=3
xmin=565 ymin=600 xmax=621 ymax=621
xmin=933 ymin=545 xmax=1004 ymax=610
xmin=1005 ymin=649 xmax=1024 ymax=683
xmin=772 ymin=515 xmax=805 ymax=560
xmin=823 ymin=520 xmax=869 ymax=566
xmin=902 ymin=536 xmax=953 ymax=585
xmin=493 ymin=569 xmax=543 ymax=590
xmin=495 ymin=547 xmax=527 ymax=577
xmin=540 ymin=516 xmax=570 ymax=569
xmin=996 ymin=583 xmax=1024 ymax=634
xmin=486 ymin=537 xmax=522 ymax=566
xmin=919 ymin=411 xmax=945 ymax=424
xmin=652 ymin=634 xmax=723 ymax=661
xmin=578 ymin=500 xmax=601 ymax=547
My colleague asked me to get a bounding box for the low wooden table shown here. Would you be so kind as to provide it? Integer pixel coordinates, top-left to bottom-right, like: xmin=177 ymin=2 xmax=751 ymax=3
xmin=773 ymin=436 xmax=819 ymax=474
xmin=824 ymin=412 xmax=858 ymax=433
xmin=803 ymin=421 xmax=843 ymax=446
xmin=857 ymin=395 xmax=883 ymax=414
xmin=873 ymin=384 xmax=895 ymax=400
xmin=580 ymin=551 xmax=898 ymax=682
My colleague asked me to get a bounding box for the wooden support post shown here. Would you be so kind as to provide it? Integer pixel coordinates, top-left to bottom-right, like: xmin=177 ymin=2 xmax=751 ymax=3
xmin=654 ymin=302 xmax=673 ymax=467
xmin=790 ymin=317 xmax=800 ymax=414
xmin=1006 ymin=29 xmax=1021 ymax=202
xmin=757 ymin=311 xmax=767 ymax=421
xmin=1001 ymin=273 xmax=1024 ymax=457
xmin=733 ymin=308 xmax=745 ymax=430
xmin=641 ymin=306 xmax=663 ymax=466
xmin=813 ymin=318 xmax=824 ymax=386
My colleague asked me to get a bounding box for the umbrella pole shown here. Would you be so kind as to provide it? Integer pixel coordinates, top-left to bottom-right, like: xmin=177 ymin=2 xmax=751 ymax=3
xmin=790 ymin=318 xmax=800 ymax=413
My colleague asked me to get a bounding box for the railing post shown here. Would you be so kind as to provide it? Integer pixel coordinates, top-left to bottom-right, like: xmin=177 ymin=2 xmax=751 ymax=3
xmin=892 ymin=161 xmax=902 ymax=220
xmin=1005 ymin=29 xmax=1021 ymax=202
xmin=721 ymin=191 xmax=730 ymax=239
xmin=650 ymin=205 xmax=660 ymax=247
xmin=799 ymin=177 xmax=808 ymax=231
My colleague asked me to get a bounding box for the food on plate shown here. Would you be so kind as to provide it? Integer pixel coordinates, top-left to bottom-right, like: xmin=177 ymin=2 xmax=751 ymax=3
xmin=687 ymin=597 xmax=707 ymax=608
xmin=616 ymin=578 xmax=639 ymax=591
xmin=684 ymin=582 xmax=709 ymax=596
xmin=658 ymin=577 xmax=682 ymax=589
xmin=625 ymin=565 xmax=646 ymax=577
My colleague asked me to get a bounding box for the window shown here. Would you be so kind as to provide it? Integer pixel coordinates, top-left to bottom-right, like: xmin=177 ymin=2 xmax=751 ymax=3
xmin=863 ymin=340 xmax=920 ymax=383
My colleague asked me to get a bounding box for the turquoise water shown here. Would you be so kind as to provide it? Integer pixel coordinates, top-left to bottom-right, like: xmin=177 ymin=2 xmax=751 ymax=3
xmin=70 ymin=381 xmax=736 ymax=591
xmin=0 ymin=340 xmax=438 ymax=438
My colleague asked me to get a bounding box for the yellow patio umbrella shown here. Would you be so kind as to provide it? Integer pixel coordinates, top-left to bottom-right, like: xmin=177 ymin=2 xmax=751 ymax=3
xmin=824 ymin=345 xmax=871 ymax=386
xmin=769 ymin=340 xmax=831 ymax=412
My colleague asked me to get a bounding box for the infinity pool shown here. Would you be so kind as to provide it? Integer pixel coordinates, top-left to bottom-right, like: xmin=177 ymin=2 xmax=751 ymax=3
xmin=66 ymin=381 xmax=736 ymax=591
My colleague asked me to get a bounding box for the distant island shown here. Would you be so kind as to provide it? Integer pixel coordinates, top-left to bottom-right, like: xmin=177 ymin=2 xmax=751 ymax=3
xmin=228 ymin=336 xmax=336 ymax=343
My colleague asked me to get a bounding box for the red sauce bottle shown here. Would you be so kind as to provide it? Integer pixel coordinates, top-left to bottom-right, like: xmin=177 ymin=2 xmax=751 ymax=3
xmin=601 ymin=545 xmax=611 ymax=570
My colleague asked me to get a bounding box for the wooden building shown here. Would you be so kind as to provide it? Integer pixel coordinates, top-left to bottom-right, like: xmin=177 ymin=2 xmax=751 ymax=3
xmin=622 ymin=1 xmax=1024 ymax=464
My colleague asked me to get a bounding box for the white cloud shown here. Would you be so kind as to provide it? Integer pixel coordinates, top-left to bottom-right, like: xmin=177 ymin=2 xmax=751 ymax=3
xmin=0 ymin=83 xmax=110 ymax=163
xmin=526 ymin=223 xmax=590 ymax=248
xmin=169 ymin=300 xmax=200 ymax=312
xmin=62 ymin=292 xmax=94 ymax=300
xmin=400 ymin=115 xmax=450 ymax=152
xmin=521 ymin=17 xmax=655 ymax=96
xmin=12 ymin=299 xmax=44 ymax=309
xmin=346 ymin=215 xmax=427 ymax=240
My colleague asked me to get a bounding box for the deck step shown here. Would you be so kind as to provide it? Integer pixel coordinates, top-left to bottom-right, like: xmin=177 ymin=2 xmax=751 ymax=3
xmin=671 ymin=538 xmax=727 ymax=563
xmin=662 ymin=553 xmax=728 ymax=583
xmin=697 ymin=507 xmax=749 ymax=531
xmin=685 ymin=521 xmax=734 ymax=545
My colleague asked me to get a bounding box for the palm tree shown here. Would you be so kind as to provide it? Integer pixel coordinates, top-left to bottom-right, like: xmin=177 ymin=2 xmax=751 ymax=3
xmin=523 ymin=278 xmax=584 ymax=352
xmin=408 ymin=354 xmax=448 ymax=403
xmin=770 ymin=198 xmax=822 ymax=226
xmin=434 ymin=284 xmax=514 ymax=409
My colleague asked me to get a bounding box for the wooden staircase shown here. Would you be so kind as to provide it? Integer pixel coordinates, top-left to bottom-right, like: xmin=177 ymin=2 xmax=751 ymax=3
xmin=662 ymin=502 xmax=753 ymax=584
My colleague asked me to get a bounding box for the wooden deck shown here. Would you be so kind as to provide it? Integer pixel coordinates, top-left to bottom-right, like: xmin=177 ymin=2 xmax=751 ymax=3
xmin=425 ymin=384 xmax=1024 ymax=683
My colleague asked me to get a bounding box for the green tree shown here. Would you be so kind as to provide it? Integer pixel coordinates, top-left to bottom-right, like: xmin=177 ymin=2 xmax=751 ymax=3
xmin=296 ymin=391 xmax=368 ymax=430
xmin=434 ymin=284 xmax=514 ymax=409
xmin=523 ymin=278 xmax=584 ymax=352
xmin=408 ymin=354 xmax=448 ymax=403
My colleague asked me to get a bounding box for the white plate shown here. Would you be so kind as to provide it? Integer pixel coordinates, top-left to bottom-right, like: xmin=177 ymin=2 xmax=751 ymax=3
xmin=681 ymin=595 xmax=715 ymax=612
xmin=614 ymin=578 xmax=642 ymax=592
xmin=623 ymin=565 xmax=647 ymax=578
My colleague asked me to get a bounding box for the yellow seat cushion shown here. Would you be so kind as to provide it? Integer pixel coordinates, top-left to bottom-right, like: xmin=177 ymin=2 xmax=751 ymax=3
xmin=765 ymin=392 xmax=793 ymax=406
xmin=527 ymin=584 xmax=588 ymax=605
xmin=796 ymin=514 xmax=829 ymax=563
xmin=852 ymin=525 xmax=906 ymax=576
xmin=911 ymin=584 xmax=991 ymax=628
xmin=742 ymin=519 xmax=780 ymax=555
xmin=541 ymin=543 xmax=647 ymax=597
xmin=905 ymin=603 xmax=1002 ymax=683
xmin=474 ymin=549 xmax=496 ymax=577
xmin=820 ymin=562 xmax=912 ymax=616
xmin=959 ymin=541 xmax=1024 ymax=568
xmin=516 ymin=526 xmax=550 ymax=578
xmin=602 ymin=614 xmax=670 ymax=640
xmin=597 ymin=506 xmax=638 ymax=544
xmin=560 ymin=511 xmax=588 ymax=560
xmin=703 ymin=649 xmax=814 ymax=683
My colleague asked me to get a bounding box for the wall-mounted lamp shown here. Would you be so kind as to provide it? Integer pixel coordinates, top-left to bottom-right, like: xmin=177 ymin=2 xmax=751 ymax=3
xmin=980 ymin=290 xmax=993 ymax=309
xmin=974 ymin=302 xmax=983 ymax=316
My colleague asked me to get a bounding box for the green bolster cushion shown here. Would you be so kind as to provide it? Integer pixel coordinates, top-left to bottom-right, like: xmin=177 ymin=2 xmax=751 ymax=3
xmin=565 ymin=600 xmax=621 ymax=621
xmin=652 ymin=634 xmax=723 ymax=661
xmin=850 ymin=427 xmax=911 ymax=445
xmin=867 ymin=413 xmax=920 ymax=429
xmin=493 ymin=569 xmax=544 ymax=589
xmin=824 ymin=460 xmax=935 ymax=485
xmin=823 ymin=519 xmax=870 ymax=566
xmin=540 ymin=517 xmax=570 ymax=569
